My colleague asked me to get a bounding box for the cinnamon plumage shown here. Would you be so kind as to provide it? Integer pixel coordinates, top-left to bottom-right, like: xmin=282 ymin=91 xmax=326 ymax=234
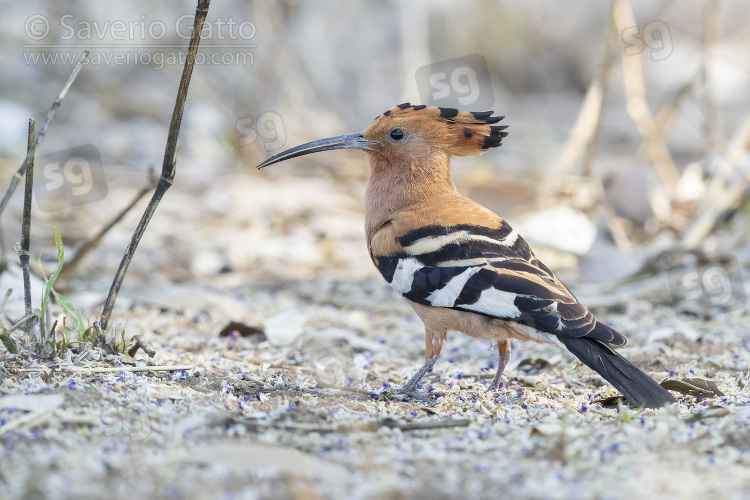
xmin=258 ymin=103 xmax=675 ymax=408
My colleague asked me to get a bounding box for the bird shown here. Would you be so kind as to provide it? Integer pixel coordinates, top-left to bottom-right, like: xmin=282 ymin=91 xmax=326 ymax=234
xmin=257 ymin=102 xmax=675 ymax=408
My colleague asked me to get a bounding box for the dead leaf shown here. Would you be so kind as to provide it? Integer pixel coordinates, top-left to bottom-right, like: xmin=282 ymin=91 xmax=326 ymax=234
xmin=594 ymin=395 xmax=625 ymax=408
xmin=660 ymin=377 xmax=725 ymax=398
xmin=218 ymin=321 xmax=264 ymax=338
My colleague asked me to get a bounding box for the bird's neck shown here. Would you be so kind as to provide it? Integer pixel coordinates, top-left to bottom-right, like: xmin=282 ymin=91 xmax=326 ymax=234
xmin=364 ymin=154 xmax=457 ymax=240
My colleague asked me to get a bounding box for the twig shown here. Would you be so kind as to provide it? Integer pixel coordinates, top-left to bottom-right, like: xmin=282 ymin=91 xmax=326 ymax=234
xmin=384 ymin=418 xmax=471 ymax=432
xmin=0 ymin=288 xmax=14 ymax=352
xmin=541 ymin=1 xmax=617 ymax=195
xmin=20 ymin=119 xmax=35 ymax=333
xmin=539 ymin=3 xmax=632 ymax=249
xmin=71 ymin=364 xmax=193 ymax=373
xmin=2 ymin=314 xmax=36 ymax=354
xmin=542 ymin=81 xmax=605 ymax=197
xmin=700 ymin=0 xmax=720 ymax=149
xmin=60 ymin=168 xmax=157 ymax=279
xmin=0 ymin=289 xmax=12 ymax=318
xmin=0 ymin=52 xmax=88 ymax=220
xmin=48 ymin=319 xmax=58 ymax=354
xmin=18 ymin=364 xmax=194 ymax=373
xmin=613 ymin=0 xmax=679 ymax=195
xmin=93 ymin=322 xmax=107 ymax=349
xmin=580 ymin=0 xmax=618 ymax=179
xmin=126 ymin=334 xmax=156 ymax=358
xmin=255 ymin=417 xmax=471 ymax=434
xmin=73 ymin=348 xmax=89 ymax=363
xmin=7 ymin=314 xmax=37 ymax=335
xmin=637 ymin=81 xmax=696 ymax=229
xmin=0 ymin=227 xmax=6 ymax=274
xmin=44 ymin=366 xmax=56 ymax=383
xmin=97 ymin=0 xmax=211 ymax=333
xmin=682 ymin=113 xmax=750 ymax=248
xmin=316 ymin=382 xmax=364 ymax=394
xmin=0 ymin=334 xmax=17 ymax=355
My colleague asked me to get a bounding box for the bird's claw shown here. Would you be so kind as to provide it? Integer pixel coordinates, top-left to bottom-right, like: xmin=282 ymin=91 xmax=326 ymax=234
xmin=379 ymin=355 xmax=440 ymax=403
xmin=380 ymin=385 xmax=433 ymax=403
xmin=485 ymin=379 xmax=503 ymax=393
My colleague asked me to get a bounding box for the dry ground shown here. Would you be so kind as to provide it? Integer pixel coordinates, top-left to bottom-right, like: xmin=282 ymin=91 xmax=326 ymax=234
xmin=1 ymin=171 xmax=750 ymax=500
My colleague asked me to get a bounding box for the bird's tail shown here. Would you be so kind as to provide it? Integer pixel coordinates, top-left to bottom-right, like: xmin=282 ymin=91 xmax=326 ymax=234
xmin=559 ymin=337 xmax=675 ymax=408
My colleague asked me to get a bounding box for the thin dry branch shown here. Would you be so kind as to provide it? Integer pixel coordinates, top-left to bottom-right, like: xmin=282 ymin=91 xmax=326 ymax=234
xmin=97 ymin=0 xmax=212 ymax=333
xmin=17 ymin=364 xmax=194 ymax=374
xmin=0 ymin=289 xmax=11 ymax=318
xmin=613 ymin=0 xmax=680 ymax=196
xmin=681 ymin=113 xmax=750 ymax=248
xmin=60 ymin=168 xmax=157 ymax=280
xmin=638 ymin=81 xmax=694 ymax=161
xmin=20 ymin=119 xmax=35 ymax=329
xmin=7 ymin=314 xmax=37 ymax=336
xmin=580 ymin=1 xmax=619 ymax=179
xmin=541 ymin=2 xmax=618 ymax=196
xmin=700 ymin=0 xmax=720 ymax=148
xmin=542 ymin=82 xmax=605 ymax=196
xmin=0 ymin=52 xmax=88 ymax=220
xmin=0 ymin=290 xmax=17 ymax=354
xmin=126 ymin=334 xmax=156 ymax=358
xmin=539 ymin=3 xmax=632 ymax=249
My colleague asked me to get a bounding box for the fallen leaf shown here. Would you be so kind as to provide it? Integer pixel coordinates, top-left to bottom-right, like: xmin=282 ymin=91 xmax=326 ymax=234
xmin=218 ymin=321 xmax=264 ymax=338
xmin=594 ymin=395 xmax=625 ymax=408
xmin=660 ymin=377 xmax=725 ymax=398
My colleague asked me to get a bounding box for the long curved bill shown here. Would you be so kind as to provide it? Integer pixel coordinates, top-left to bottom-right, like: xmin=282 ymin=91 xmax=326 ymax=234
xmin=256 ymin=132 xmax=378 ymax=169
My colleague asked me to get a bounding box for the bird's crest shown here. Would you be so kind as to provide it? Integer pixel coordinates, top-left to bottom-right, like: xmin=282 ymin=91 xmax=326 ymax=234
xmin=256 ymin=102 xmax=509 ymax=170
xmin=370 ymin=102 xmax=508 ymax=157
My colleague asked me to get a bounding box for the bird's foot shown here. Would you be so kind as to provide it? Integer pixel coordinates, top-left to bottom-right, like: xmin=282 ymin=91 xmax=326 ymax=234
xmin=380 ymin=355 xmax=439 ymax=403
xmin=389 ymin=385 xmax=433 ymax=403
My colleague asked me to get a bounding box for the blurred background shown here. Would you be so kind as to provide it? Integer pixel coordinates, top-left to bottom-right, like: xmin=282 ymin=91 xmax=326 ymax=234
xmin=0 ymin=0 xmax=748 ymax=319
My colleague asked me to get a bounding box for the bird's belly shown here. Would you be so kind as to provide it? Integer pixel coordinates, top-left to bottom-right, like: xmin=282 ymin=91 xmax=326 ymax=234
xmin=406 ymin=299 xmax=553 ymax=345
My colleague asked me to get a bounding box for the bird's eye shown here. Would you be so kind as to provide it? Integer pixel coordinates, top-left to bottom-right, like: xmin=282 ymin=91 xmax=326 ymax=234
xmin=389 ymin=128 xmax=406 ymax=141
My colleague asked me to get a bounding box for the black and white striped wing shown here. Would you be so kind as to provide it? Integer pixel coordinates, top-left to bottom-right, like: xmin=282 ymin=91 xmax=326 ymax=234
xmin=376 ymin=223 xmax=625 ymax=346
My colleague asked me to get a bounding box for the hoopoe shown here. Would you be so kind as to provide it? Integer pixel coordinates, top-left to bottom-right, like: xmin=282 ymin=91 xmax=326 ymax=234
xmin=258 ymin=103 xmax=675 ymax=408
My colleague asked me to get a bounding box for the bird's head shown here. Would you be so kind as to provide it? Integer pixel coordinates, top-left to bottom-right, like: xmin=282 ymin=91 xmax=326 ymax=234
xmin=256 ymin=103 xmax=507 ymax=170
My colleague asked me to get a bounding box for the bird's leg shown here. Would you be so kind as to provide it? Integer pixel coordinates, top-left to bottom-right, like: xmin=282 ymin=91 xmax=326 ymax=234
xmin=488 ymin=339 xmax=511 ymax=391
xmin=396 ymin=354 xmax=438 ymax=394
xmin=394 ymin=354 xmax=439 ymax=397
xmin=390 ymin=330 xmax=443 ymax=401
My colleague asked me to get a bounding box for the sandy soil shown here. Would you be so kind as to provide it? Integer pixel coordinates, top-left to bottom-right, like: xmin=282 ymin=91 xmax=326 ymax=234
xmin=1 ymin=170 xmax=749 ymax=499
